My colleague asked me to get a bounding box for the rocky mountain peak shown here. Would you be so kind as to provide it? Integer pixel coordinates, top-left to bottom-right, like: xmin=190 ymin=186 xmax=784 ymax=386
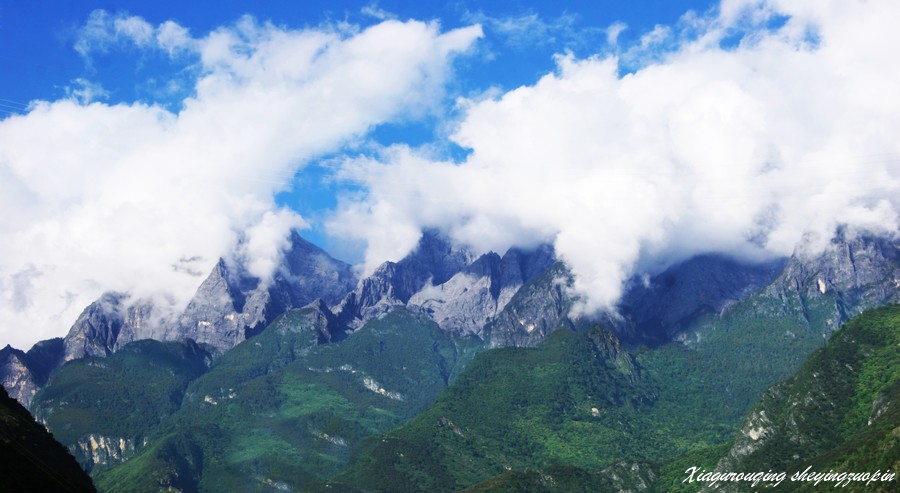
xmin=335 ymin=229 xmax=476 ymax=327
xmin=765 ymin=229 xmax=899 ymax=329
xmin=785 ymin=229 xmax=898 ymax=295
xmin=63 ymin=292 xmax=128 ymax=361
xmin=336 ymin=231 xmax=558 ymax=338
xmin=405 ymin=244 xmax=558 ymax=338
xmin=482 ymin=261 xmax=576 ymax=347
xmin=174 ymin=232 xmax=357 ymax=352
xmin=401 ymin=228 xmax=477 ymax=286
xmin=10 ymin=232 xmax=355 ymax=361
xmin=269 ymin=298 xmax=347 ymax=349
xmin=0 ymin=346 xmax=38 ymax=407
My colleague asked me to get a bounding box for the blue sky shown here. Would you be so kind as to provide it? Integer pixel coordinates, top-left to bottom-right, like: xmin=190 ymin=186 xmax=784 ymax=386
xmin=0 ymin=0 xmax=714 ymax=252
xmin=3 ymin=0 xmax=899 ymax=349
xmin=1 ymin=1 xmax=709 ymax=104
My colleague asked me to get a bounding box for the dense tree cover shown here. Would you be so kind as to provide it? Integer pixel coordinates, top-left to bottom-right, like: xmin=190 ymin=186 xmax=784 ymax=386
xmin=94 ymin=308 xmax=481 ymax=492
xmin=318 ymin=327 xmax=659 ymax=492
xmin=317 ymin=304 xmax=898 ymax=492
xmin=461 ymin=463 xmax=658 ymax=493
xmin=31 ymin=339 xmax=213 ymax=472
xmin=709 ymin=304 xmax=900 ymax=492
xmin=30 ymin=285 xmax=896 ymax=492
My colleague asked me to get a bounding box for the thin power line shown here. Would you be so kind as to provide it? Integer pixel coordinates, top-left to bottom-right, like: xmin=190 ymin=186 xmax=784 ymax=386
xmin=0 ymin=102 xmax=27 ymax=113
xmin=0 ymin=97 xmax=29 ymax=109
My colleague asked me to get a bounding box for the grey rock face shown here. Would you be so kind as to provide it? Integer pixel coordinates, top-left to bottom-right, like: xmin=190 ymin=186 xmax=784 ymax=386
xmin=0 ymin=338 xmax=64 ymax=408
xmin=763 ymin=230 xmax=900 ymax=331
xmin=335 ymin=229 xmax=476 ymax=327
xmin=408 ymin=245 xmax=556 ymax=337
xmin=0 ymin=294 xmax=166 ymax=407
xmin=268 ymin=299 xmax=348 ymax=353
xmin=60 ymin=292 xmax=166 ymax=362
xmin=74 ymin=434 xmax=143 ymax=472
xmin=170 ymin=259 xmax=248 ymax=352
xmin=60 ymin=231 xmax=356 ymax=356
xmin=408 ymin=258 xmax=500 ymax=336
xmin=483 ymin=262 xmax=577 ymax=347
xmin=174 ymin=231 xmax=356 ymax=352
xmin=65 ymin=293 xmax=126 ymax=361
xmin=1 ymin=230 xmax=357 ymax=406
xmin=0 ymin=346 xmax=39 ymax=408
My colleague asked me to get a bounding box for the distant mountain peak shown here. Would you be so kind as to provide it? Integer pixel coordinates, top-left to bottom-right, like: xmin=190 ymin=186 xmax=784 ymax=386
xmin=25 ymin=230 xmax=356 ymax=370
xmin=174 ymin=231 xmax=356 ymax=351
xmin=765 ymin=231 xmax=899 ymax=330
xmin=335 ymin=231 xmax=558 ymax=339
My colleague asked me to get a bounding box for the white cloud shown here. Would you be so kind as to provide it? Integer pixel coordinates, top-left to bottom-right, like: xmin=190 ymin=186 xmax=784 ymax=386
xmin=329 ymin=0 xmax=900 ymax=315
xmin=0 ymin=14 xmax=481 ymax=349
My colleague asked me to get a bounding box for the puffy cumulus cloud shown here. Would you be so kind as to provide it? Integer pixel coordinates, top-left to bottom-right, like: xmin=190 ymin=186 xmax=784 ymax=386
xmin=329 ymin=0 xmax=900 ymax=315
xmin=0 ymin=13 xmax=481 ymax=349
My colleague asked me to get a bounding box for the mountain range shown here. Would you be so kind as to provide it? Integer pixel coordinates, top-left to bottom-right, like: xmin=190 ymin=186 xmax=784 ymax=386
xmin=1 ymin=226 xmax=898 ymax=491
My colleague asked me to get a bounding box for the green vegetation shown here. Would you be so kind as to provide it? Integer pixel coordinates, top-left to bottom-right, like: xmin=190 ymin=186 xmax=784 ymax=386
xmin=714 ymin=304 xmax=900 ymax=491
xmin=631 ymin=292 xmax=840 ymax=458
xmin=94 ymin=308 xmax=480 ymax=492
xmin=33 ymin=273 xmax=896 ymax=493
xmin=649 ymin=445 xmax=730 ymax=493
xmin=318 ymin=298 xmax=896 ymax=492
xmin=320 ymin=326 xmax=658 ymax=492
xmin=31 ymin=339 xmax=212 ymax=471
xmin=461 ymin=463 xmax=658 ymax=493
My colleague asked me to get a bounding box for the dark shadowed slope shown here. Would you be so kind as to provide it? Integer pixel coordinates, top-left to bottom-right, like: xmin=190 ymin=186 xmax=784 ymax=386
xmin=0 ymin=385 xmax=96 ymax=493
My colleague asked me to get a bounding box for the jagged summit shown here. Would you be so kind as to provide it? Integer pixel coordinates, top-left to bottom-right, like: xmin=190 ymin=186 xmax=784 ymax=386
xmin=56 ymin=231 xmax=358 ymax=354
xmin=763 ymin=230 xmax=900 ymax=332
xmin=334 ymin=229 xmax=477 ymax=326
xmin=3 ymin=227 xmax=898 ymax=408
xmin=0 ymin=345 xmax=37 ymax=407
xmin=408 ymin=244 xmax=556 ymax=337
xmin=0 ymin=337 xmax=64 ymax=407
xmin=0 ymin=231 xmax=357 ymax=404
xmin=334 ymin=230 xmax=557 ymax=336
xmin=171 ymin=230 xmax=357 ymax=351
xmin=62 ymin=292 xmax=160 ymax=361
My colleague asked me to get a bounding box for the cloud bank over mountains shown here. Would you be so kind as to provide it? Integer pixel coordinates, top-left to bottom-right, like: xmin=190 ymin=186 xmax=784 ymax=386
xmin=1 ymin=0 xmax=899 ymax=349
xmin=330 ymin=0 xmax=900 ymax=314
xmin=0 ymin=13 xmax=481 ymax=348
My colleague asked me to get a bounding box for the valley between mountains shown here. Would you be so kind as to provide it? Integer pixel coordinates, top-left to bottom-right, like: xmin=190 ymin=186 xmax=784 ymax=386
xmin=1 ymin=228 xmax=898 ymax=492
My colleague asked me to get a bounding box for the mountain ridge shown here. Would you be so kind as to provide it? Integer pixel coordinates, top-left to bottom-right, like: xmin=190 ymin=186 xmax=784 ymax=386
xmin=4 ymin=228 xmax=896 ymax=411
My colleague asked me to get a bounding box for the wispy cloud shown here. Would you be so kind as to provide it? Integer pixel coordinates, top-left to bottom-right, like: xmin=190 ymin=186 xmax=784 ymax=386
xmin=0 ymin=13 xmax=481 ymax=349
xmin=605 ymin=22 xmax=628 ymax=46
xmin=361 ymin=2 xmax=395 ymax=21
xmin=463 ymin=10 xmax=603 ymax=52
xmin=75 ymin=10 xmax=193 ymax=59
